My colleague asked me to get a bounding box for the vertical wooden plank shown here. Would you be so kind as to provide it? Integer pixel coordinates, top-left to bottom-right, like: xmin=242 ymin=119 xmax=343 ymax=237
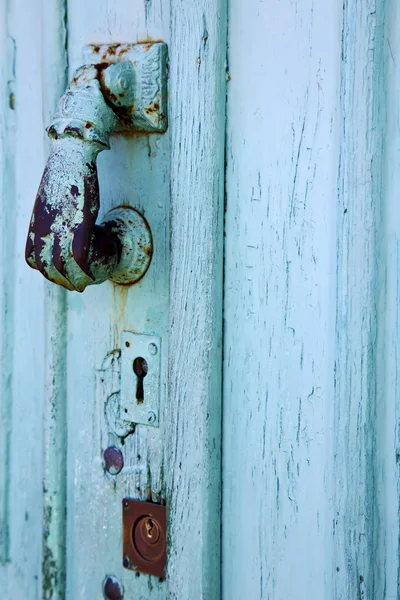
xmin=65 ymin=4 xmax=171 ymax=599
xmin=379 ymin=3 xmax=400 ymax=596
xmin=64 ymin=0 xmax=226 ymax=597
xmin=333 ymin=2 xmax=386 ymax=598
xmin=0 ymin=0 xmax=15 ymax=564
xmin=223 ymin=0 xmax=389 ymax=598
xmin=223 ymin=0 xmax=341 ymax=597
xmin=40 ymin=2 xmax=68 ymax=598
xmin=0 ymin=0 xmax=225 ymax=595
xmin=166 ymin=0 xmax=226 ymax=597
xmin=0 ymin=0 xmax=47 ymax=596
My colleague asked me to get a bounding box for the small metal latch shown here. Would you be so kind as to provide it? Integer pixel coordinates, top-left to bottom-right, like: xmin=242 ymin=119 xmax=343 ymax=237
xmin=121 ymin=331 xmax=161 ymax=427
xmin=122 ymin=499 xmax=167 ymax=578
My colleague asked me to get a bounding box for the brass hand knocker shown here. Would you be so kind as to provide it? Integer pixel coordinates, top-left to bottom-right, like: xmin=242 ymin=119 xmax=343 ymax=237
xmin=25 ymin=43 xmax=167 ymax=292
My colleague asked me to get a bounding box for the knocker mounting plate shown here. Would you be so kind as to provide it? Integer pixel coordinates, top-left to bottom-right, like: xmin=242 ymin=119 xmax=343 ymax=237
xmin=83 ymin=42 xmax=168 ymax=133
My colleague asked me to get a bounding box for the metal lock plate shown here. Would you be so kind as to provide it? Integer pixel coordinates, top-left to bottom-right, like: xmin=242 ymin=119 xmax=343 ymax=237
xmin=121 ymin=331 xmax=161 ymax=427
xmin=83 ymin=42 xmax=168 ymax=133
xmin=122 ymin=499 xmax=167 ymax=578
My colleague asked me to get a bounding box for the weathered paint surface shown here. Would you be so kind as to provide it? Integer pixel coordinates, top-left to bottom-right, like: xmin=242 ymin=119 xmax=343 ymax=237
xmin=26 ymin=59 xmax=158 ymax=292
xmin=223 ymin=1 xmax=396 ymax=599
xmin=5 ymin=0 xmax=397 ymax=598
xmin=0 ymin=0 xmax=47 ymax=596
xmin=40 ymin=3 xmax=69 ymax=598
xmin=0 ymin=0 xmax=15 ymax=563
xmin=1 ymin=0 xmax=225 ymax=599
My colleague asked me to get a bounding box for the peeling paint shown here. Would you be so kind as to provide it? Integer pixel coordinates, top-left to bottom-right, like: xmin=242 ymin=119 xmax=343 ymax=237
xmin=25 ymin=58 xmax=156 ymax=293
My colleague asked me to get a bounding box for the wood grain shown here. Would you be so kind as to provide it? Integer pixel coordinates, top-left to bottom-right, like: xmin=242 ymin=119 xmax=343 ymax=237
xmin=0 ymin=0 xmax=47 ymax=596
xmin=166 ymin=0 xmax=226 ymax=597
xmin=378 ymin=3 xmax=400 ymax=598
xmin=0 ymin=0 xmax=14 ymax=563
xmin=64 ymin=2 xmax=170 ymax=597
xmin=64 ymin=1 xmax=226 ymax=598
xmin=223 ymin=1 xmax=391 ymax=599
xmin=1 ymin=0 xmax=226 ymax=597
xmin=333 ymin=2 xmax=386 ymax=598
xmin=40 ymin=1 xmax=68 ymax=597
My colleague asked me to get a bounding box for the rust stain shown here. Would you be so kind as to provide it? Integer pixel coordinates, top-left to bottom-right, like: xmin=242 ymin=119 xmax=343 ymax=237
xmin=113 ymin=285 xmax=129 ymax=322
xmin=144 ymin=101 xmax=160 ymax=115
xmin=109 ymin=129 xmax=150 ymax=140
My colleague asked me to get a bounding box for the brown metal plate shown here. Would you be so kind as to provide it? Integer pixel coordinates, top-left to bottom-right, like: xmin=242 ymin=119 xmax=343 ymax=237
xmin=122 ymin=498 xmax=167 ymax=578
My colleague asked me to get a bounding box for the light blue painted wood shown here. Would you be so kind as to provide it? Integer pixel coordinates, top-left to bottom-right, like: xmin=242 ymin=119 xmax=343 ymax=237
xmin=64 ymin=6 xmax=171 ymax=598
xmin=223 ymin=1 xmax=396 ymax=599
xmin=2 ymin=0 xmax=398 ymax=598
xmin=63 ymin=1 xmax=225 ymax=599
xmin=0 ymin=0 xmax=47 ymax=595
xmin=40 ymin=2 xmax=69 ymax=597
xmin=0 ymin=1 xmax=15 ymax=563
xmin=375 ymin=2 xmax=400 ymax=598
xmin=166 ymin=1 xmax=226 ymax=596
xmin=1 ymin=0 xmax=226 ymax=598
xmin=333 ymin=1 xmax=386 ymax=597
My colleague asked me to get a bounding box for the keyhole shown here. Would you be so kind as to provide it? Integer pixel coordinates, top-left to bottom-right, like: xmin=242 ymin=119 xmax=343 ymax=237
xmin=133 ymin=357 xmax=148 ymax=403
xmin=145 ymin=518 xmax=153 ymax=538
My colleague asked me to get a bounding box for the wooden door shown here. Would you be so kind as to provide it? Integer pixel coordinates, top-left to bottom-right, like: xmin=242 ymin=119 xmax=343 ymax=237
xmin=0 ymin=0 xmax=226 ymax=598
xmin=223 ymin=1 xmax=400 ymax=599
xmin=1 ymin=0 xmax=400 ymax=599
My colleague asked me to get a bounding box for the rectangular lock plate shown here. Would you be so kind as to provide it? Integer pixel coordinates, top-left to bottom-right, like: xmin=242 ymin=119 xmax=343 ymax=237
xmin=122 ymin=498 xmax=167 ymax=577
xmin=121 ymin=331 xmax=161 ymax=427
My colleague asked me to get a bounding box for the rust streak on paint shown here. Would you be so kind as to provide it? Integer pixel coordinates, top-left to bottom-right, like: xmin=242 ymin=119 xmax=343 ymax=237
xmin=113 ymin=285 xmax=129 ymax=323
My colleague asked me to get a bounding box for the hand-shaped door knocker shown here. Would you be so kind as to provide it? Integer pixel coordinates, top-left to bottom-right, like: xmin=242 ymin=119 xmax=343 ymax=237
xmin=25 ymin=43 xmax=168 ymax=292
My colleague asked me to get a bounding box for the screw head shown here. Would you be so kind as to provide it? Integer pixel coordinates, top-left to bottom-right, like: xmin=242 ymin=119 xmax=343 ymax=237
xmin=147 ymin=410 xmax=157 ymax=424
xmin=103 ymin=575 xmax=124 ymax=600
xmin=103 ymin=446 xmax=124 ymax=475
xmin=148 ymin=343 xmax=158 ymax=355
xmin=123 ymin=499 xmax=130 ymax=509
xmin=118 ymin=76 xmax=129 ymax=90
xmin=123 ymin=555 xmax=131 ymax=569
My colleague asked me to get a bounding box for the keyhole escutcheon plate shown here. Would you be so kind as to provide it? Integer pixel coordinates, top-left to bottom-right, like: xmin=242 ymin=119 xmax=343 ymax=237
xmin=121 ymin=331 xmax=161 ymax=427
xmin=122 ymin=498 xmax=167 ymax=577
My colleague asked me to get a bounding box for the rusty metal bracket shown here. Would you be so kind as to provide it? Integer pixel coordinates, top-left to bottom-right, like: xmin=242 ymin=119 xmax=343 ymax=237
xmin=83 ymin=43 xmax=168 ymax=133
xmin=25 ymin=42 xmax=168 ymax=292
xmin=122 ymin=498 xmax=167 ymax=578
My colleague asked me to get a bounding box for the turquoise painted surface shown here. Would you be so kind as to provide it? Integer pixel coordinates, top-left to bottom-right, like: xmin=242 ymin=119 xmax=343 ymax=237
xmin=223 ymin=1 xmax=397 ymax=599
xmin=0 ymin=0 xmax=226 ymax=598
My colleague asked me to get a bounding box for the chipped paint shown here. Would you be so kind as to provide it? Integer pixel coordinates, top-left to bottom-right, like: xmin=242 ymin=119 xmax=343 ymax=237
xmin=83 ymin=42 xmax=168 ymax=133
xmin=25 ymin=55 xmax=159 ymax=292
